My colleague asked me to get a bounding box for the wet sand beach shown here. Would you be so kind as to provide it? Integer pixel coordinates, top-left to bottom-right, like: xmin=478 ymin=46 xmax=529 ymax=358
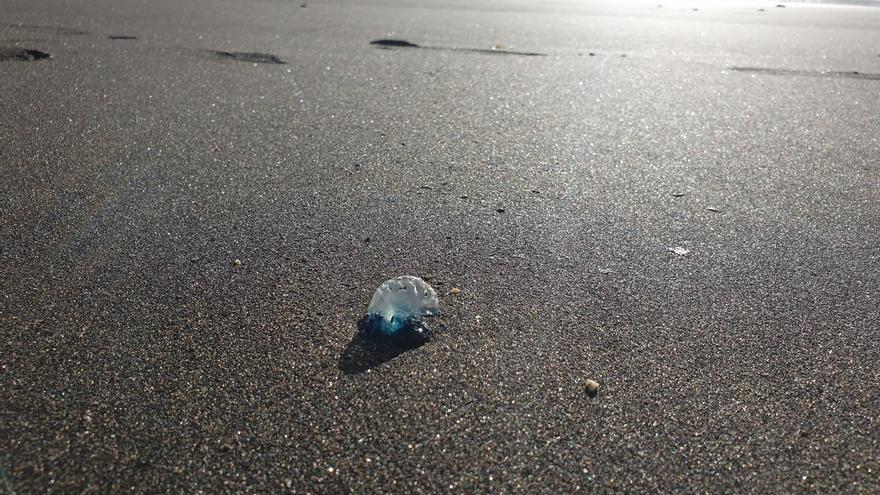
xmin=2 ymin=0 xmax=879 ymax=492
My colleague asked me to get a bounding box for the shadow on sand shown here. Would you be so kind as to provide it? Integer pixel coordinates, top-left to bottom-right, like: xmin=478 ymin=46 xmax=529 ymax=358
xmin=338 ymin=333 xmax=426 ymax=375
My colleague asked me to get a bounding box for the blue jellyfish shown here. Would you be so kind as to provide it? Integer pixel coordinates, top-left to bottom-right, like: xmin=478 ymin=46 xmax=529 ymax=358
xmin=358 ymin=276 xmax=440 ymax=345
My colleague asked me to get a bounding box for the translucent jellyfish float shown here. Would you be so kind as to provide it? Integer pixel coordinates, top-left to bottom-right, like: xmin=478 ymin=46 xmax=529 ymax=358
xmin=358 ymin=276 xmax=440 ymax=345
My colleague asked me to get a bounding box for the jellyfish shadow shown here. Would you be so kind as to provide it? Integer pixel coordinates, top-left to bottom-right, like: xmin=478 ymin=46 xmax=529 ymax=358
xmin=338 ymin=316 xmax=435 ymax=374
xmin=338 ymin=334 xmax=425 ymax=374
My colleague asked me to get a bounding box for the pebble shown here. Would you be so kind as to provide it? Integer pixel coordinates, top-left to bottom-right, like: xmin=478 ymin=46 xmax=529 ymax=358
xmin=233 ymin=259 xmax=242 ymax=266
xmin=585 ymin=379 xmax=600 ymax=396
xmin=450 ymin=287 xmax=461 ymax=295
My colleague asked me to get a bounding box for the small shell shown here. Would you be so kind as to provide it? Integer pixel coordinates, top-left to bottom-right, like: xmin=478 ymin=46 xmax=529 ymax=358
xmin=585 ymin=379 xmax=600 ymax=395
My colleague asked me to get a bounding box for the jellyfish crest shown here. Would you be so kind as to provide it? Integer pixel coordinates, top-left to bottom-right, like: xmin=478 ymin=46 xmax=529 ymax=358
xmin=365 ymin=276 xmax=439 ymax=335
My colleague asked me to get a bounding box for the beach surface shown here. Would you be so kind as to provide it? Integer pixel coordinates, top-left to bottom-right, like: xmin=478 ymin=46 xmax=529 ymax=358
xmin=2 ymin=0 xmax=879 ymax=492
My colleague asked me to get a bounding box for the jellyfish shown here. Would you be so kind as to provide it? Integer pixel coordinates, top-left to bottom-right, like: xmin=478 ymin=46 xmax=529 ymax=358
xmin=358 ymin=276 xmax=439 ymax=345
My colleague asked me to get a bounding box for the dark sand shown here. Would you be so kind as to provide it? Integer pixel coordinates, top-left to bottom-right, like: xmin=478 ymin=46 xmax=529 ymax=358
xmin=1 ymin=0 xmax=879 ymax=492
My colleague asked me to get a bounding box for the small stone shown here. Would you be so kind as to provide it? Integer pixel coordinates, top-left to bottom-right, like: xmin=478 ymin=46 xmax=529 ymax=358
xmin=496 ymin=208 xmax=505 ymax=213
xmin=585 ymin=379 xmax=600 ymax=396
xmin=450 ymin=287 xmax=461 ymax=295
xmin=706 ymin=207 xmax=721 ymax=213
xmin=233 ymin=259 xmax=242 ymax=266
